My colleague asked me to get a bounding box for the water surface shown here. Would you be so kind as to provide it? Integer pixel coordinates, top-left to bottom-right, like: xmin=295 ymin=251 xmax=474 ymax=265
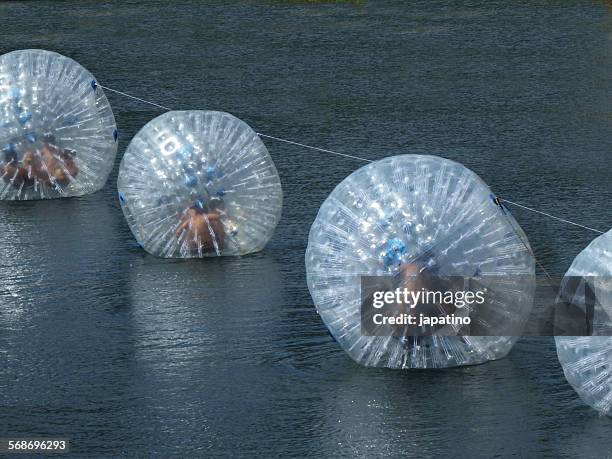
xmin=1 ymin=1 xmax=611 ymax=456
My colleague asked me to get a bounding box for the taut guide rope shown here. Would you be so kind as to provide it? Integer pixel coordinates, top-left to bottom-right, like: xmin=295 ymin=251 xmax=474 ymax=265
xmin=99 ymin=83 xmax=607 ymax=239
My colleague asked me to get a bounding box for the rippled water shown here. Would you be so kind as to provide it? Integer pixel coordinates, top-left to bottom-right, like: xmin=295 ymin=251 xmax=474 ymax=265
xmin=1 ymin=1 xmax=611 ymax=456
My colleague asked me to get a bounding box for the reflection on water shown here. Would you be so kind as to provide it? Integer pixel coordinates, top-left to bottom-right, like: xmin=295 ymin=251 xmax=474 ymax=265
xmin=128 ymin=254 xmax=285 ymax=369
xmin=0 ymin=0 xmax=611 ymax=456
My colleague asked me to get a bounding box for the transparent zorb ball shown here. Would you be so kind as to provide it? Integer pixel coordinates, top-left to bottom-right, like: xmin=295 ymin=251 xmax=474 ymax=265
xmin=117 ymin=110 xmax=283 ymax=258
xmin=305 ymin=155 xmax=536 ymax=369
xmin=0 ymin=49 xmax=117 ymax=200
xmin=555 ymin=229 xmax=612 ymax=415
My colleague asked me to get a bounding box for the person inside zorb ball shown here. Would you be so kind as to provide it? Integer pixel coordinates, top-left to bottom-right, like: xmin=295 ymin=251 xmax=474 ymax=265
xmin=118 ymin=110 xmax=283 ymax=258
xmin=305 ymin=154 xmax=536 ymax=369
xmin=0 ymin=49 xmax=117 ymax=200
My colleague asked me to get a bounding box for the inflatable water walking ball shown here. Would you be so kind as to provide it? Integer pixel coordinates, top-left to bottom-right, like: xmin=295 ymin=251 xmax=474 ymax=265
xmin=555 ymin=229 xmax=612 ymax=416
xmin=0 ymin=49 xmax=118 ymax=200
xmin=118 ymin=110 xmax=283 ymax=258
xmin=305 ymin=155 xmax=536 ymax=369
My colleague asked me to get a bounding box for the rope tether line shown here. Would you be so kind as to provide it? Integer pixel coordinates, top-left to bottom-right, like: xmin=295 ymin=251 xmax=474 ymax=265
xmin=99 ymin=83 xmax=607 ymax=237
xmin=255 ymin=133 xmax=374 ymax=163
xmin=499 ymin=199 xmax=604 ymax=235
xmin=492 ymin=195 xmax=555 ymax=283
xmin=99 ymin=84 xmax=172 ymax=112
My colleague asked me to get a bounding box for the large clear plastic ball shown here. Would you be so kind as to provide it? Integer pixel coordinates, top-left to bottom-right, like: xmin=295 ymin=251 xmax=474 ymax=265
xmin=305 ymin=155 xmax=536 ymax=369
xmin=117 ymin=110 xmax=283 ymax=258
xmin=0 ymin=49 xmax=117 ymax=200
xmin=555 ymin=229 xmax=612 ymax=415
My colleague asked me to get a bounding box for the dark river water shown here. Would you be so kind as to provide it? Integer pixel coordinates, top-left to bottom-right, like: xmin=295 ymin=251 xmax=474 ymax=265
xmin=1 ymin=1 xmax=611 ymax=457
